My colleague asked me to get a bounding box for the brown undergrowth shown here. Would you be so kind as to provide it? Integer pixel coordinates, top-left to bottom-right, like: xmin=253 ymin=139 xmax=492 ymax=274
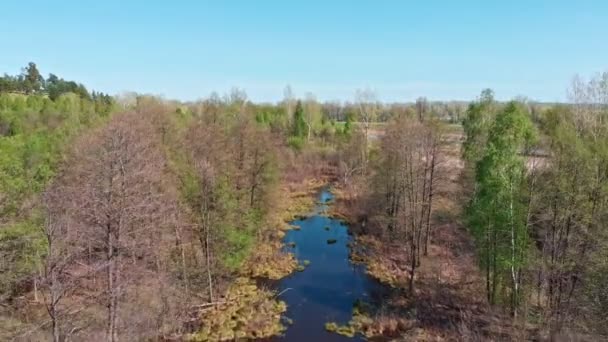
xmin=329 ymin=137 xmax=533 ymax=341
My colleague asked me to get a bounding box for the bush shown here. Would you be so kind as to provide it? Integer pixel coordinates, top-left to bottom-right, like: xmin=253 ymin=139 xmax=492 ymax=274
xmin=287 ymin=136 xmax=305 ymax=151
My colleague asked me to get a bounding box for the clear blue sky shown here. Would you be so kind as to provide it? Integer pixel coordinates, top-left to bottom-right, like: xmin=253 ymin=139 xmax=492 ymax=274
xmin=1 ymin=1 xmax=606 ymax=103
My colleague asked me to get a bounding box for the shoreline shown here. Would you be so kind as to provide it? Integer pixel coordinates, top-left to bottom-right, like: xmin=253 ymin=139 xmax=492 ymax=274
xmin=192 ymin=178 xmax=328 ymax=341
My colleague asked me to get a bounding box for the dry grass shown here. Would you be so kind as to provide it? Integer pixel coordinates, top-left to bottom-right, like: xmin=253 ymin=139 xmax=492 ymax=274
xmin=189 ymin=278 xmax=287 ymax=341
xmin=243 ymin=241 xmax=298 ymax=280
xmin=243 ymin=177 xmax=325 ymax=280
xmin=197 ymin=159 xmax=331 ymax=340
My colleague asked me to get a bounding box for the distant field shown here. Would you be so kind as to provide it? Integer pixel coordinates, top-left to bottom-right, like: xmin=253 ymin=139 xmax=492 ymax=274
xmin=335 ymin=121 xmax=462 ymax=141
xmin=334 ymin=121 xmax=387 ymax=128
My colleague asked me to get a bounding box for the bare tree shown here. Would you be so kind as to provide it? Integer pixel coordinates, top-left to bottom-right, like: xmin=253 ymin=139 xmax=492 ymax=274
xmin=323 ymin=100 xmax=343 ymax=122
xmin=283 ymin=85 xmax=296 ymax=124
xmin=376 ymin=116 xmax=441 ymax=294
xmin=226 ymin=87 xmax=248 ymax=118
xmin=192 ymin=158 xmax=217 ymax=302
xmin=40 ymin=186 xmax=76 ymax=342
xmin=534 ymin=72 xmax=608 ymax=334
xmin=70 ymin=112 xmax=167 ymax=341
xmin=338 ymin=130 xmax=366 ymax=185
xmin=415 ymin=97 xmax=428 ymax=122
xmin=355 ymin=88 xmax=379 ymax=172
xmin=304 ymin=92 xmax=321 ymax=141
xmin=183 ymin=120 xmax=227 ymax=303
xmin=422 ymin=120 xmax=443 ymax=256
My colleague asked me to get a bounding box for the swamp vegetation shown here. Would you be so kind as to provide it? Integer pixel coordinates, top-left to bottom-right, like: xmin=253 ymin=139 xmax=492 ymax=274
xmin=0 ymin=63 xmax=607 ymax=341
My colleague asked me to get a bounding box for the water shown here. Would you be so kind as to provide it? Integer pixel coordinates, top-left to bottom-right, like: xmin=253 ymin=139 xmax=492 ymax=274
xmin=269 ymin=188 xmax=385 ymax=341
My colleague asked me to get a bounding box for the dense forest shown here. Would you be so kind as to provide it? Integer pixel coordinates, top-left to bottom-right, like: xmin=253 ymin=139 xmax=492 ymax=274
xmin=0 ymin=63 xmax=607 ymax=341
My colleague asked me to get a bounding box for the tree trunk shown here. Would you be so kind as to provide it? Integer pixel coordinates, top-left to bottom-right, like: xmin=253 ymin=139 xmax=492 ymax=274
xmin=492 ymin=223 xmax=498 ymax=305
xmin=509 ymin=182 xmax=519 ymax=317
xmin=306 ymin=122 xmax=312 ymax=142
xmin=106 ymin=223 xmax=117 ymax=342
xmin=204 ymin=211 xmax=214 ymax=301
xmin=174 ymin=226 xmax=189 ymax=296
xmin=409 ymin=240 xmax=416 ymax=295
xmin=423 ymin=150 xmax=436 ymax=255
xmin=486 ymin=218 xmax=492 ymax=304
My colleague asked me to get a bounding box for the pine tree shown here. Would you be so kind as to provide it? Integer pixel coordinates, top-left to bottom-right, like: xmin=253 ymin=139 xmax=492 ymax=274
xmin=292 ymin=100 xmax=306 ymax=138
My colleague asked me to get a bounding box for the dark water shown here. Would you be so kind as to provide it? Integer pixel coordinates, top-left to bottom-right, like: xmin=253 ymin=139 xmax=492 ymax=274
xmin=269 ymin=189 xmax=386 ymax=341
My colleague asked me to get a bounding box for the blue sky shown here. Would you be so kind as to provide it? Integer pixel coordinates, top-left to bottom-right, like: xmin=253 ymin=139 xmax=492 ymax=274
xmin=1 ymin=1 xmax=606 ymax=102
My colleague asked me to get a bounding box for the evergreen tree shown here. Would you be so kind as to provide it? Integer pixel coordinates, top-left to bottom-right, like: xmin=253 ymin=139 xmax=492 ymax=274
xmin=292 ymin=100 xmax=306 ymax=138
xmin=23 ymin=62 xmax=43 ymax=94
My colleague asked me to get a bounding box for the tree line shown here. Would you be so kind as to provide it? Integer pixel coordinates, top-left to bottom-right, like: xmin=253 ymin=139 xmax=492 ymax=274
xmin=330 ymin=95 xmax=446 ymax=295
xmin=1 ymin=75 xmax=389 ymax=339
xmin=0 ymin=65 xmax=115 ymax=315
xmin=3 ymin=62 xmax=606 ymax=340
xmin=463 ymin=74 xmax=608 ymax=337
xmin=0 ymin=62 xmax=112 ymax=103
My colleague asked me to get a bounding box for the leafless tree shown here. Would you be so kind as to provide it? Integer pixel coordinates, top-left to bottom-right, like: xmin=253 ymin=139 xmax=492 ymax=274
xmin=183 ymin=119 xmax=227 ymax=303
xmin=40 ymin=186 xmax=77 ymax=342
xmin=69 ymin=112 xmax=167 ymax=341
xmin=283 ymin=85 xmax=296 ymax=124
xmin=194 ymin=158 xmax=217 ymax=302
xmin=355 ymin=88 xmax=379 ymax=172
xmin=375 ymin=116 xmax=442 ymax=294
xmin=415 ymin=96 xmax=428 ymax=122
xmin=323 ymin=100 xmax=343 ymax=122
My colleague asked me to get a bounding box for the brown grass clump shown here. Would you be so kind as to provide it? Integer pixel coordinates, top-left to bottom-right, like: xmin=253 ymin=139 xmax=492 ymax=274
xmin=243 ymin=178 xmax=325 ymax=280
xmin=350 ymin=235 xmax=409 ymax=288
xmin=189 ymin=278 xmax=287 ymax=341
xmin=279 ymin=178 xmax=325 ymax=222
xmin=325 ymin=321 xmax=356 ymax=337
xmin=243 ymin=241 xmax=298 ymax=280
xmin=325 ymin=301 xmax=414 ymax=339
xmin=190 ymin=154 xmax=333 ymax=341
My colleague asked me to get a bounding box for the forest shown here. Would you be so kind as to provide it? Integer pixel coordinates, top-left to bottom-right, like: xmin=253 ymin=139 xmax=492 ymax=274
xmin=0 ymin=63 xmax=607 ymax=341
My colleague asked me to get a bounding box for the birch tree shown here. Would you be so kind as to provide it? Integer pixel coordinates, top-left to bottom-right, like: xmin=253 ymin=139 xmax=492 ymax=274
xmin=283 ymin=85 xmax=295 ymax=124
xmin=468 ymin=102 xmax=536 ymax=314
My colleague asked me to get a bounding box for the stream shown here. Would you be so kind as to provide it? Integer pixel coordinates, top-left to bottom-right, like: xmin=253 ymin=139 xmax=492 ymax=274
xmin=270 ymin=188 xmax=386 ymax=341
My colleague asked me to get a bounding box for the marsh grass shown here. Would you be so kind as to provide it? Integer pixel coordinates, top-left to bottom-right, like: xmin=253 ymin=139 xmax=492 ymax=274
xmin=190 ymin=278 xmax=287 ymax=341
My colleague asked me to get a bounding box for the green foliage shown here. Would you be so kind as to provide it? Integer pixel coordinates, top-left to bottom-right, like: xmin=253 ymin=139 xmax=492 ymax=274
xmin=343 ymin=114 xmax=353 ymax=136
xmin=0 ymin=68 xmax=115 ymax=298
xmin=287 ymin=136 xmax=305 ymax=151
xmin=462 ymin=88 xmax=496 ymax=164
xmin=0 ymin=132 xmax=57 ymax=215
xmin=222 ymin=224 xmax=256 ymax=271
xmin=0 ymin=218 xmax=46 ymax=296
xmin=534 ymin=101 xmax=608 ymax=333
xmin=292 ymin=100 xmax=307 ymax=138
xmin=168 ymin=109 xmax=281 ymax=278
xmin=0 ymin=93 xmax=113 ymax=218
xmin=213 ymin=177 xmax=260 ymax=271
xmin=0 ymin=62 xmax=110 ymax=103
xmin=23 ymin=62 xmax=43 ymax=94
xmin=254 ymin=104 xmax=287 ymax=130
xmin=466 ymin=100 xmax=536 ymax=308
xmin=584 ymin=246 xmax=608 ymax=334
